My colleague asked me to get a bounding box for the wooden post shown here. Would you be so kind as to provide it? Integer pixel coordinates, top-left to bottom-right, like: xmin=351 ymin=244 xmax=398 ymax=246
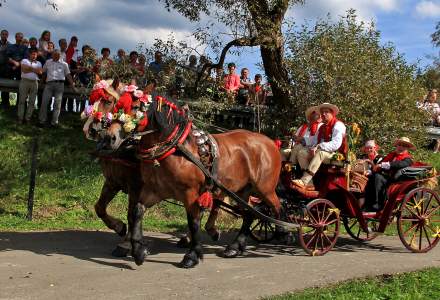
xmin=26 ymin=137 xmax=38 ymax=221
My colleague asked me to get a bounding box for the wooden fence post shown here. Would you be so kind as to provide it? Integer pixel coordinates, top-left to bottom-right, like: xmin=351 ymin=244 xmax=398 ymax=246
xmin=26 ymin=137 xmax=38 ymax=221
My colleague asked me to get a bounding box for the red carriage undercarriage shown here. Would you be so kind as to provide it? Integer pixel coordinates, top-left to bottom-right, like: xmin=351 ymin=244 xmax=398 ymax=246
xmin=247 ymin=161 xmax=440 ymax=256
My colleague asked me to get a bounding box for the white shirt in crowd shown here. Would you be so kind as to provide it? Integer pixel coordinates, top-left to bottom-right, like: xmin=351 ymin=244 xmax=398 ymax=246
xmin=309 ymin=121 xmax=346 ymax=153
xmin=21 ymin=58 xmax=42 ymax=81
xmin=294 ymin=123 xmax=322 ymax=147
xmin=60 ymin=51 xmax=66 ymax=62
xmin=43 ymin=59 xmax=70 ymax=82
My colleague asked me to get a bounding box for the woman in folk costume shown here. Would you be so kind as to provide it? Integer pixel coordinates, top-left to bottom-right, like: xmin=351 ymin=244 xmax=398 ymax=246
xmin=361 ymin=139 xmax=383 ymax=165
xmin=282 ymin=106 xmax=322 ymax=163
xmin=292 ymin=102 xmax=347 ymax=190
xmin=363 ymin=137 xmax=415 ymax=212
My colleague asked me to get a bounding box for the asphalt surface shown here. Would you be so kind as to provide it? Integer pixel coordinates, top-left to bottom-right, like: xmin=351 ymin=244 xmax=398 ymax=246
xmin=1 ymin=230 xmax=439 ymax=300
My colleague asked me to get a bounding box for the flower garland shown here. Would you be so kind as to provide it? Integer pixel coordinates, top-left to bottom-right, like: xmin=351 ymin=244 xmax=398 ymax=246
xmin=80 ymin=101 xmax=113 ymax=125
xmin=113 ymin=109 xmax=147 ymax=133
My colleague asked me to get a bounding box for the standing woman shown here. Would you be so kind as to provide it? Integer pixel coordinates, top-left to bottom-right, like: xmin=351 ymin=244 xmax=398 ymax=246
xmin=38 ymin=30 xmax=51 ymax=57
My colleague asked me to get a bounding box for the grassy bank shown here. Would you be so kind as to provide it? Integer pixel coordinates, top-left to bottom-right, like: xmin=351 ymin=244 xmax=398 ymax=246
xmin=267 ymin=267 xmax=440 ymax=300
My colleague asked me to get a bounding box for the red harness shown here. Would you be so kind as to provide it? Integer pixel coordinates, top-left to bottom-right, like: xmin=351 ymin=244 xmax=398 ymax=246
xmin=139 ymin=121 xmax=192 ymax=163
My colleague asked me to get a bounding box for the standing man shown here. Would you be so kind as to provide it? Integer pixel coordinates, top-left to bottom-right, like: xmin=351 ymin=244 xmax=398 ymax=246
xmin=58 ymin=38 xmax=68 ymax=62
xmin=0 ymin=29 xmax=11 ymax=108
xmin=4 ymin=32 xmax=27 ymax=108
xmin=149 ymin=51 xmax=163 ymax=74
xmin=17 ymin=48 xmax=42 ymax=124
xmin=237 ymin=68 xmax=252 ymax=105
xmin=39 ymin=50 xmax=74 ymax=127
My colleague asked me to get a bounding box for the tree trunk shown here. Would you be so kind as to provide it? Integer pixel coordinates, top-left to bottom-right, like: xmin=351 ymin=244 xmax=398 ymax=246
xmin=260 ymin=43 xmax=290 ymax=108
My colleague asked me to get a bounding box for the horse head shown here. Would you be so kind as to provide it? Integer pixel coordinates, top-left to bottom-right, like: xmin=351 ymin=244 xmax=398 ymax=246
xmin=82 ymin=79 xmax=120 ymax=142
xmin=103 ymin=96 xmax=187 ymax=152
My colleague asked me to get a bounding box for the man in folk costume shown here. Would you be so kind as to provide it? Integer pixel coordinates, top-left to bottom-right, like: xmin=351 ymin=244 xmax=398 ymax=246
xmin=281 ymin=106 xmax=322 ymax=163
xmin=292 ymin=103 xmax=347 ymax=190
xmin=363 ymin=137 xmax=415 ymax=212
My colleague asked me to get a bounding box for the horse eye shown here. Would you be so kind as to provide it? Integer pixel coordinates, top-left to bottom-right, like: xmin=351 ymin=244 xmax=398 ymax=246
xmin=112 ymin=136 xmax=116 ymax=142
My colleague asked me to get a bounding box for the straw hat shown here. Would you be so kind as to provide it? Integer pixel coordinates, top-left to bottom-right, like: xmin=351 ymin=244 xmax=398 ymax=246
xmin=318 ymin=102 xmax=339 ymax=115
xmin=305 ymin=106 xmax=320 ymax=121
xmin=393 ymin=137 xmax=416 ymax=150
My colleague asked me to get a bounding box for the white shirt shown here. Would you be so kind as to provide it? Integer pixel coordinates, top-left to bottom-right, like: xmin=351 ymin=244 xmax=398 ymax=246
xmin=60 ymin=51 xmax=67 ymax=62
xmin=312 ymin=121 xmax=346 ymax=152
xmin=294 ymin=123 xmax=322 ymax=147
xmin=43 ymin=59 xmax=70 ymax=82
xmin=21 ymin=58 xmax=42 ymax=81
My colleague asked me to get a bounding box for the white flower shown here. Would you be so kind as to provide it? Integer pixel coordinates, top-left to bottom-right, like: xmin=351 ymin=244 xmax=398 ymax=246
xmin=119 ymin=113 xmax=127 ymax=123
xmin=134 ymin=90 xmax=144 ymax=98
xmin=135 ymin=111 xmax=143 ymax=120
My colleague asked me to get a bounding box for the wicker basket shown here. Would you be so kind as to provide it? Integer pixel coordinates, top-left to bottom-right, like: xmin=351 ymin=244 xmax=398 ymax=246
xmin=350 ymin=171 xmax=369 ymax=192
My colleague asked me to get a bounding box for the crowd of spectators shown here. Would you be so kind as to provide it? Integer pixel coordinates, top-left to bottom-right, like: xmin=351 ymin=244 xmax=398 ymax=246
xmin=0 ymin=28 xmax=268 ymax=128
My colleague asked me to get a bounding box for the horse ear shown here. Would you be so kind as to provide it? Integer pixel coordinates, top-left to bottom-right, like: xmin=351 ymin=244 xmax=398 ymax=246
xmin=95 ymin=73 xmax=101 ymax=83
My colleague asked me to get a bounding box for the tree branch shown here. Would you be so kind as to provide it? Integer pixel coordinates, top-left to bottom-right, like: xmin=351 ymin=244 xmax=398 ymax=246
xmin=195 ymin=36 xmax=260 ymax=88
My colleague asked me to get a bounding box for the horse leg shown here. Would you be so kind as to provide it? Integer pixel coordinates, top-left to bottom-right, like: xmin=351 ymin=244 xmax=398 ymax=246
xmin=131 ymin=201 xmax=147 ymax=266
xmin=223 ymin=190 xmax=253 ymax=258
xmin=179 ymin=205 xmax=203 ymax=268
xmin=112 ymin=187 xmax=139 ymax=257
xmin=176 ymin=199 xmax=221 ymax=248
xmin=204 ymin=199 xmax=221 ymax=241
xmin=94 ymin=180 xmax=126 ymax=237
xmin=223 ymin=211 xmax=254 ymax=258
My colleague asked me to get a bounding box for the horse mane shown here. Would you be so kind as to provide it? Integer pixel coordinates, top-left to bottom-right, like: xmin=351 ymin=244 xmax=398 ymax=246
xmin=147 ymin=97 xmax=187 ymax=137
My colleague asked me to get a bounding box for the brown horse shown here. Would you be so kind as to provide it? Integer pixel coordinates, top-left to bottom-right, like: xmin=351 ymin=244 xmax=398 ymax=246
xmin=82 ymin=80 xmax=143 ymax=256
xmin=106 ymin=99 xmax=282 ymax=268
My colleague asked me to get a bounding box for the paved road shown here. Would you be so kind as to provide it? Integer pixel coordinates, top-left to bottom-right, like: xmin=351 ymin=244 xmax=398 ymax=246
xmin=1 ymin=230 xmax=439 ymax=300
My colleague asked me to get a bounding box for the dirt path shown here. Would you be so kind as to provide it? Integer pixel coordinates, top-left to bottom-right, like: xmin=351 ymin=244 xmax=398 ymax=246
xmin=0 ymin=230 xmax=439 ymax=300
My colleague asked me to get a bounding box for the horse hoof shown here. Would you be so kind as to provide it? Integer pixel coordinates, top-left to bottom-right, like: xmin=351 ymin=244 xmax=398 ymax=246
xmin=132 ymin=243 xmax=147 ymax=266
xmin=223 ymin=247 xmax=242 ymax=258
xmin=117 ymin=223 xmax=127 ymax=237
xmin=176 ymin=236 xmax=191 ymax=248
xmin=111 ymin=245 xmax=130 ymax=257
xmin=179 ymin=255 xmax=199 ymax=269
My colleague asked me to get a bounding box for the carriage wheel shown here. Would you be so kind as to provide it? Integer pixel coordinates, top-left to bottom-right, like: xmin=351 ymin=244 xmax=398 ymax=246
xmin=249 ymin=203 xmax=277 ymax=243
xmin=397 ymin=187 xmax=440 ymax=253
xmin=342 ymin=217 xmax=378 ymax=242
xmin=298 ymin=198 xmax=340 ymax=256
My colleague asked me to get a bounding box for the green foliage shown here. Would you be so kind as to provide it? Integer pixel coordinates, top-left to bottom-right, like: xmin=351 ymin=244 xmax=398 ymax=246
xmin=267 ymin=268 xmax=440 ymax=300
xmin=281 ymin=10 xmax=426 ymax=151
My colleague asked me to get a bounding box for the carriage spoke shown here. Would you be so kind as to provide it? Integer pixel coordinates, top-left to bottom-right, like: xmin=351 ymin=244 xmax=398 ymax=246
xmin=423 ymin=194 xmax=434 ymax=215
xmin=422 ymin=225 xmax=432 ymax=248
xmin=403 ymin=222 xmax=419 ymax=237
xmin=251 ymin=220 xmax=262 ymax=232
xmin=322 ymin=232 xmax=333 ymax=245
xmin=324 ymin=218 xmax=338 ymax=226
xmin=305 ymin=230 xmax=318 ymax=248
xmin=425 ymin=206 xmax=440 ymax=219
xmin=349 ymin=219 xmax=358 ymax=230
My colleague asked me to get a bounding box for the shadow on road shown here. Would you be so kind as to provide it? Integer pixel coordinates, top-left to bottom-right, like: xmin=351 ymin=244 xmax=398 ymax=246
xmin=0 ymin=230 xmax=406 ymax=269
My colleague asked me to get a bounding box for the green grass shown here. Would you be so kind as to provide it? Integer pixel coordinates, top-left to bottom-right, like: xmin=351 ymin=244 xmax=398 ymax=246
xmin=266 ymin=268 xmax=440 ymax=300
